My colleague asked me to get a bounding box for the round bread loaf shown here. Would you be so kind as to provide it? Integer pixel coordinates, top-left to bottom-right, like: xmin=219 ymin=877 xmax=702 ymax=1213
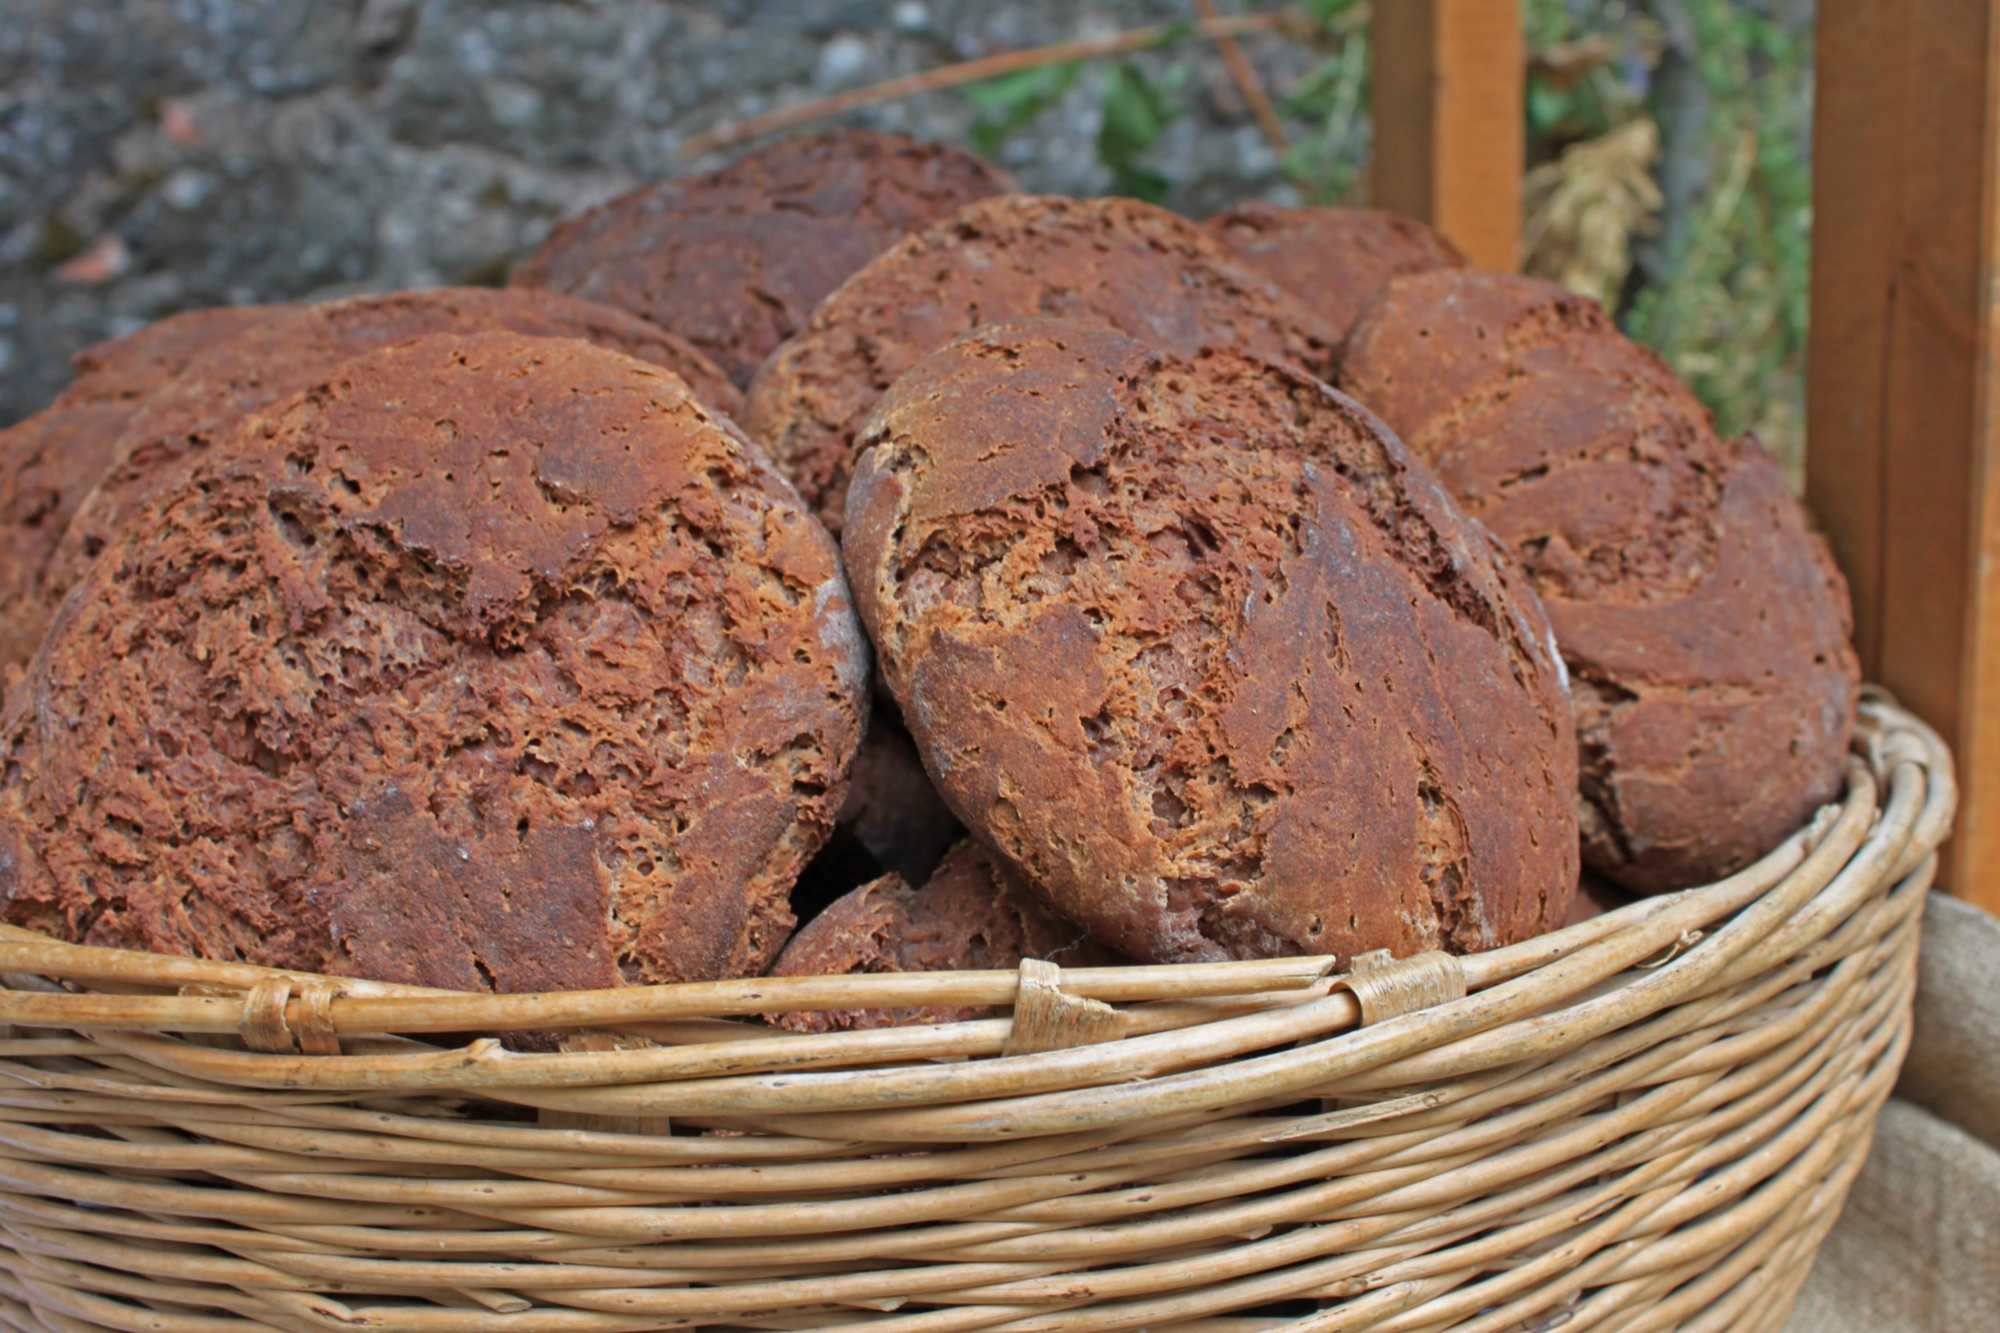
xmin=511 ymin=130 xmax=1015 ymax=388
xmin=0 ymin=330 xmax=868 ymax=990
xmin=45 ymin=287 xmax=739 ymax=619
xmin=745 ymin=194 xmax=1341 ymax=532
xmin=836 ymin=711 xmax=963 ymax=885
xmin=1340 ymin=270 xmax=1858 ymax=892
xmin=844 ymin=318 xmax=1578 ymax=965
xmin=1203 ymin=203 xmax=1465 ymax=345
xmin=0 ymin=305 xmax=291 ymax=672
xmin=771 ymin=838 xmax=1110 ymax=1032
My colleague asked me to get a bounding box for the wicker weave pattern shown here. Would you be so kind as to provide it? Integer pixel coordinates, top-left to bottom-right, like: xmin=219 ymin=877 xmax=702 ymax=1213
xmin=0 ymin=696 xmax=1952 ymax=1333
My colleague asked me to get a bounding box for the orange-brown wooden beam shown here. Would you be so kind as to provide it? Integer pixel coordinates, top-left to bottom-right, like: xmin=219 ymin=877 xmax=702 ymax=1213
xmin=1807 ymin=0 xmax=2000 ymax=909
xmin=1369 ymin=0 xmax=1524 ymax=270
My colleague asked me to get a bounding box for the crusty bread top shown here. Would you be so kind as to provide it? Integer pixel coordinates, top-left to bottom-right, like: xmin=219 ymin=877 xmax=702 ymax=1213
xmin=1203 ymin=203 xmax=1465 ymax=346
xmin=745 ymin=193 xmax=1342 ymax=533
xmin=0 ymin=330 xmax=867 ymax=990
xmin=844 ymin=316 xmax=1577 ymax=964
xmin=513 ymin=129 xmax=1016 ymax=387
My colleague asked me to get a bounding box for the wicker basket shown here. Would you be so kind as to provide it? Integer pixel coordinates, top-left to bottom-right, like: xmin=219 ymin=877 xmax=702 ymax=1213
xmin=0 ymin=693 xmax=1952 ymax=1333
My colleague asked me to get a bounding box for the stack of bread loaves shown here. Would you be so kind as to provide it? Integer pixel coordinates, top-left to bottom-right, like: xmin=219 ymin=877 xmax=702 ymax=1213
xmin=0 ymin=129 xmax=1855 ymax=1012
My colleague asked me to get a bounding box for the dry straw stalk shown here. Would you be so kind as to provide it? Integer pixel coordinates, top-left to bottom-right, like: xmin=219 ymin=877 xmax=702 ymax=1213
xmin=0 ymin=694 xmax=1952 ymax=1333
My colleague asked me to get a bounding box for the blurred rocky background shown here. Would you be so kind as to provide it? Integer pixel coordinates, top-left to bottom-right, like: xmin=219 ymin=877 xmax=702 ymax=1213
xmin=0 ymin=0 xmax=1813 ymax=474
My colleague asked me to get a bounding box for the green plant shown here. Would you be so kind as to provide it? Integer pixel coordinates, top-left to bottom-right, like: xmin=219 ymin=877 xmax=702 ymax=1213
xmin=962 ymin=28 xmax=1200 ymax=205
xmin=1097 ymin=59 xmax=1189 ymax=202
xmin=964 ymin=63 xmax=1084 ymax=158
xmin=955 ymin=5 xmax=1367 ymax=206
xmin=1280 ymin=0 xmax=1371 ymax=203
xmin=1628 ymin=1 xmax=1810 ymax=468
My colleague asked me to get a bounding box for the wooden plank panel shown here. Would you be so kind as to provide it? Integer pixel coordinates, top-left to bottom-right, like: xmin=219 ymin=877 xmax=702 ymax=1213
xmin=1807 ymin=0 xmax=2000 ymax=909
xmin=1970 ymin=10 xmax=2000 ymax=912
xmin=1804 ymin=0 xmax=1906 ymax=670
xmin=1370 ymin=0 xmax=1522 ymax=270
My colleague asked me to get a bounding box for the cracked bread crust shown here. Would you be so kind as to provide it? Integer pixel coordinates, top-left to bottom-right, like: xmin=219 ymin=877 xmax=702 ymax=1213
xmin=0 ymin=330 xmax=868 ymax=991
xmin=744 ymin=194 xmax=1342 ymax=533
xmin=45 ymin=288 xmax=741 ymax=623
xmin=771 ymin=838 xmax=1112 ymax=1032
xmin=0 ymin=305 xmax=293 ymax=673
xmin=843 ymin=318 xmax=1577 ymax=966
xmin=511 ymin=130 xmax=1016 ymax=388
xmin=1203 ymin=203 xmax=1465 ymax=347
xmin=1340 ymin=270 xmax=1858 ymax=892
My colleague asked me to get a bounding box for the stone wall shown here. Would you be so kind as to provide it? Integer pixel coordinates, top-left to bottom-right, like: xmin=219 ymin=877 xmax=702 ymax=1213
xmin=0 ymin=0 xmax=1321 ymax=424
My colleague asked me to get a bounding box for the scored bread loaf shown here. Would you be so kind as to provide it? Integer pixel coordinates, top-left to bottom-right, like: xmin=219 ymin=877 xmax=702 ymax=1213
xmin=0 ymin=330 xmax=867 ymax=990
xmin=512 ymin=130 xmax=1015 ymax=387
xmin=1340 ymin=270 xmax=1858 ymax=892
xmin=844 ymin=317 xmax=1578 ymax=965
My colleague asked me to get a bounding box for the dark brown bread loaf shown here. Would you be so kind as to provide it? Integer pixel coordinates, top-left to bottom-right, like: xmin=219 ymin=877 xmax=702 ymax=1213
xmin=771 ymin=838 xmax=1110 ymax=1032
xmin=511 ymin=130 xmax=1016 ymax=388
xmin=1340 ymin=270 xmax=1859 ymax=893
xmin=0 ymin=331 xmax=868 ymax=990
xmin=0 ymin=305 xmax=291 ymax=672
xmin=836 ymin=711 xmax=963 ymax=885
xmin=844 ymin=318 xmax=1578 ymax=965
xmin=1203 ymin=203 xmax=1465 ymax=345
xmin=745 ymin=194 xmax=1342 ymax=533
xmin=45 ymin=287 xmax=740 ymax=618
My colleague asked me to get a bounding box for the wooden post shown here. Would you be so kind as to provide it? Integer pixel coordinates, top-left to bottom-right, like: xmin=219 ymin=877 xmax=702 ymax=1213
xmin=1806 ymin=0 xmax=2000 ymax=909
xmin=1370 ymin=0 xmax=1524 ymax=270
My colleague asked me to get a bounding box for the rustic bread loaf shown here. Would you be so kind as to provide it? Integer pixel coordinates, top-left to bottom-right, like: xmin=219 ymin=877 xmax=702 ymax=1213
xmin=511 ymin=130 xmax=1015 ymax=388
xmin=1340 ymin=270 xmax=1858 ymax=892
xmin=1203 ymin=203 xmax=1465 ymax=345
xmin=45 ymin=287 xmax=739 ymax=620
xmin=844 ymin=318 xmax=1578 ymax=965
xmin=0 ymin=305 xmax=291 ymax=672
xmin=836 ymin=711 xmax=963 ymax=885
xmin=0 ymin=330 xmax=868 ymax=990
xmin=745 ymin=194 xmax=1342 ymax=532
xmin=771 ymin=838 xmax=1110 ymax=1032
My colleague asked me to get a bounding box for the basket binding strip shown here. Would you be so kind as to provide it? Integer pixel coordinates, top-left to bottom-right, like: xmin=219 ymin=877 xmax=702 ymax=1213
xmin=0 ymin=695 xmax=1953 ymax=1333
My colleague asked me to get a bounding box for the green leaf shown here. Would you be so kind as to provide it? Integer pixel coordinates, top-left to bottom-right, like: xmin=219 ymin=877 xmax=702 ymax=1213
xmin=962 ymin=66 xmax=1054 ymax=114
xmin=964 ymin=62 xmax=1080 ymax=157
xmin=1107 ymin=164 xmax=1173 ymax=204
xmin=1098 ymin=61 xmax=1176 ymax=173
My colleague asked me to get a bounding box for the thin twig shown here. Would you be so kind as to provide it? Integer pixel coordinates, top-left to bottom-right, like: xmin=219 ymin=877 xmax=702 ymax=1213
xmin=1193 ymin=0 xmax=1291 ymax=154
xmin=680 ymin=12 xmax=1306 ymax=158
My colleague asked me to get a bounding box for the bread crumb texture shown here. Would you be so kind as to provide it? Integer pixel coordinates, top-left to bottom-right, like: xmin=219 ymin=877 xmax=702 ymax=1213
xmin=845 ymin=317 xmax=1578 ymax=965
xmin=513 ymin=129 xmax=1015 ymax=389
xmin=1341 ymin=271 xmax=1858 ymax=892
xmin=0 ymin=330 xmax=866 ymax=991
xmin=745 ymin=194 xmax=1340 ymax=533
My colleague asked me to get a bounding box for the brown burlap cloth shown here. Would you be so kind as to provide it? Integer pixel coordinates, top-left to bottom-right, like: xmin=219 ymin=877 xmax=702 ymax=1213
xmin=1785 ymin=892 xmax=2000 ymax=1332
